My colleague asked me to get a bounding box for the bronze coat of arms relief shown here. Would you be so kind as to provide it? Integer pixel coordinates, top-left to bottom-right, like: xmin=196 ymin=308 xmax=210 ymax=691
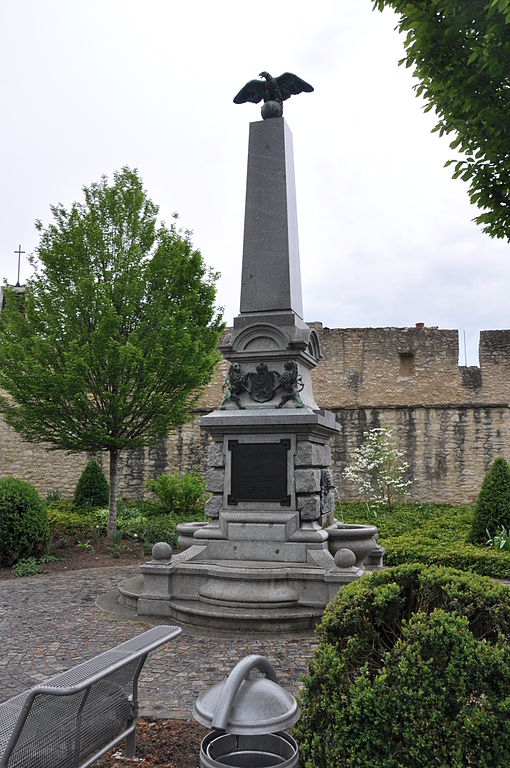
xmin=220 ymin=361 xmax=304 ymax=409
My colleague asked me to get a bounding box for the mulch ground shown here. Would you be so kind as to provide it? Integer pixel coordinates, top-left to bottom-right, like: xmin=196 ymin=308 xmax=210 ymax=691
xmin=96 ymin=718 xmax=208 ymax=768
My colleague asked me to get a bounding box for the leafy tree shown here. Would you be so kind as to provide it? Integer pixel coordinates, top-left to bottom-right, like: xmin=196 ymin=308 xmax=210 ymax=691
xmin=374 ymin=0 xmax=510 ymax=240
xmin=470 ymin=455 xmax=510 ymax=543
xmin=0 ymin=168 xmax=223 ymax=535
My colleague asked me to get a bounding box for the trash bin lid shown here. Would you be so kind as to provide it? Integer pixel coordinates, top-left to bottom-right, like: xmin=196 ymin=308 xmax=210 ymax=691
xmin=193 ymin=654 xmax=300 ymax=736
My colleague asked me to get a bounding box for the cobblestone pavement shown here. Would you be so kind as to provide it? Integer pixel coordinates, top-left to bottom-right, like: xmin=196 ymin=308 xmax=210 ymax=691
xmin=0 ymin=566 xmax=318 ymax=718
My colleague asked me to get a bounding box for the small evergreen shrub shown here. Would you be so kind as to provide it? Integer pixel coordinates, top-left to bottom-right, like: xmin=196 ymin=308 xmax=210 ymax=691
xmin=470 ymin=456 xmax=510 ymax=544
xmin=0 ymin=477 xmax=50 ymax=566
xmin=296 ymin=564 xmax=510 ymax=768
xmin=73 ymin=460 xmax=109 ymax=509
xmin=146 ymin=471 xmax=207 ymax=518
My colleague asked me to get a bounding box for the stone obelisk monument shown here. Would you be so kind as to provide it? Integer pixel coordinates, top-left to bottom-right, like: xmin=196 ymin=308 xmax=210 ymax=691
xmin=119 ymin=74 xmax=368 ymax=629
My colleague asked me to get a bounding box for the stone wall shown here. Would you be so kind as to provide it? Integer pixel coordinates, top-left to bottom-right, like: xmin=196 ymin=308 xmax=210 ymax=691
xmin=1 ymin=325 xmax=509 ymax=504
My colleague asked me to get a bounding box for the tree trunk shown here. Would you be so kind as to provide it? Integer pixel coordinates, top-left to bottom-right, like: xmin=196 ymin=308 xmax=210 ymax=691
xmin=108 ymin=447 xmax=119 ymax=537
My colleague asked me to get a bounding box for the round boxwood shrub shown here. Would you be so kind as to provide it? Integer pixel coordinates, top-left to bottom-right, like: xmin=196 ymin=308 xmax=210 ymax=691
xmin=296 ymin=564 xmax=510 ymax=768
xmin=470 ymin=456 xmax=510 ymax=544
xmin=0 ymin=477 xmax=50 ymax=566
xmin=74 ymin=460 xmax=109 ymax=508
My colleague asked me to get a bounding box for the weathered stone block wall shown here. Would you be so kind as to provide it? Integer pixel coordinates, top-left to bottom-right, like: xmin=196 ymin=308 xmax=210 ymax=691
xmin=333 ymin=405 xmax=509 ymax=503
xmin=0 ymin=413 xmax=209 ymax=500
xmin=1 ymin=326 xmax=510 ymax=504
xmin=312 ymin=326 xmax=510 ymax=407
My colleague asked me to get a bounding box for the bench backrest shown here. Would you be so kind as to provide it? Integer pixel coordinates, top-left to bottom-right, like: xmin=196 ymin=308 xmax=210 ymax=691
xmin=0 ymin=625 xmax=181 ymax=768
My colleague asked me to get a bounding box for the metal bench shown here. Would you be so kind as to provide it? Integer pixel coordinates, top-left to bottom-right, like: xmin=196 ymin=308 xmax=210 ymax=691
xmin=0 ymin=624 xmax=181 ymax=768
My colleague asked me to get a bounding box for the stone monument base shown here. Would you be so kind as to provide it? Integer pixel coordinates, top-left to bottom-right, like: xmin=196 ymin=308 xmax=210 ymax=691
xmin=117 ymin=406 xmax=370 ymax=631
xmin=118 ymin=551 xmax=362 ymax=632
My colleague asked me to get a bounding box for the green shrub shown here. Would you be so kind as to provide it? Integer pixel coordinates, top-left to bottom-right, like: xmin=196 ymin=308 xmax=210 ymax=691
xmin=0 ymin=477 xmax=50 ymax=566
xmin=12 ymin=557 xmax=43 ymax=577
xmin=332 ymin=610 xmax=510 ymax=768
xmin=93 ymin=506 xmax=147 ymax=540
xmin=296 ymin=564 xmax=510 ymax=768
xmin=117 ymin=498 xmax=158 ymax=518
xmin=146 ymin=470 xmax=207 ymax=518
xmin=470 ymin=457 xmax=510 ymax=544
xmin=142 ymin=515 xmax=178 ymax=553
xmin=47 ymin=504 xmax=98 ymax=542
xmin=341 ymin=501 xmax=510 ymax=578
xmin=73 ymin=460 xmax=109 ymax=508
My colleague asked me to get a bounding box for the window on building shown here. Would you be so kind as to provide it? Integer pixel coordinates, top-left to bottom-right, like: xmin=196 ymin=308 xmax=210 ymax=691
xmin=399 ymin=352 xmax=415 ymax=376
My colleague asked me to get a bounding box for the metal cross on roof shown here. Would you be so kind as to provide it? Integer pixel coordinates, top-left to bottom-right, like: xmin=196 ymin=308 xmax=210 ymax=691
xmin=13 ymin=244 xmax=25 ymax=287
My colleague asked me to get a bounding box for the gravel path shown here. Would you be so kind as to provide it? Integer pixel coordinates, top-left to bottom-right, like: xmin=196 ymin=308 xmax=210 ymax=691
xmin=0 ymin=566 xmax=318 ymax=718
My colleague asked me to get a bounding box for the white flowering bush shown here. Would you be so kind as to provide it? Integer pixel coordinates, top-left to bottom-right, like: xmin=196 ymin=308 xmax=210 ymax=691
xmin=343 ymin=427 xmax=412 ymax=514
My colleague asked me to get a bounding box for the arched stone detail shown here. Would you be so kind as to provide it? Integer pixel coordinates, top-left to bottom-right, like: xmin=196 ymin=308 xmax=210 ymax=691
xmin=307 ymin=329 xmax=321 ymax=361
xmin=232 ymin=324 xmax=289 ymax=353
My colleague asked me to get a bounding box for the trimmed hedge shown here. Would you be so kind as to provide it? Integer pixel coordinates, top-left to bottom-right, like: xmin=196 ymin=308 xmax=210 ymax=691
xmin=341 ymin=501 xmax=510 ymax=578
xmin=296 ymin=564 xmax=510 ymax=768
xmin=74 ymin=460 xmax=109 ymax=508
xmin=0 ymin=478 xmax=50 ymax=565
xmin=470 ymin=456 xmax=510 ymax=544
xmin=47 ymin=504 xmax=97 ymax=540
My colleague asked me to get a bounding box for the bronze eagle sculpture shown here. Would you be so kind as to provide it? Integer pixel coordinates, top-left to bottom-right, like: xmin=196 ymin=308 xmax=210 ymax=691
xmin=233 ymin=71 xmax=314 ymax=119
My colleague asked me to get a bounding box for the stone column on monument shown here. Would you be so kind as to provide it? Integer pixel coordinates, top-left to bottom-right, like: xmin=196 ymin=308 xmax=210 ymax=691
xmin=240 ymin=117 xmax=303 ymax=318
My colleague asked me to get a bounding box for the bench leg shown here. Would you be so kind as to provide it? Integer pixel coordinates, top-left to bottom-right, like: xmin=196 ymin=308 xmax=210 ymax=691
xmin=125 ymin=728 xmax=136 ymax=758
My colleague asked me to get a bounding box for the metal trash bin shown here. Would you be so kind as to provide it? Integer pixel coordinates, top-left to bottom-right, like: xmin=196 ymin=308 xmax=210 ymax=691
xmin=193 ymin=654 xmax=300 ymax=768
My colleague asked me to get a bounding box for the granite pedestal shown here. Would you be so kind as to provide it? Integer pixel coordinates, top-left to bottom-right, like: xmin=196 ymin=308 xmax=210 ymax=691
xmin=118 ymin=115 xmax=374 ymax=630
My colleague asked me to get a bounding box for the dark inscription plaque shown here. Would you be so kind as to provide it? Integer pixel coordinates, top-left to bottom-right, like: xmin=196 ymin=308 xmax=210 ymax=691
xmin=228 ymin=439 xmax=290 ymax=505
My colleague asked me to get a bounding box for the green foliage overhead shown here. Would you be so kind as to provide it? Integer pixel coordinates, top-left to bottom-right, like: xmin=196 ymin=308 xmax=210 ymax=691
xmin=0 ymin=168 xmax=224 ymax=533
xmin=0 ymin=477 xmax=50 ymax=566
xmin=470 ymin=456 xmax=510 ymax=543
xmin=374 ymin=0 xmax=510 ymax=241
xmin=73 ymin=460 xmax=109 ymax=509
xmin=296 ymin=564 xmax=510 ymax=767
xmin=146 ymin=470 xmax=207 ymax=517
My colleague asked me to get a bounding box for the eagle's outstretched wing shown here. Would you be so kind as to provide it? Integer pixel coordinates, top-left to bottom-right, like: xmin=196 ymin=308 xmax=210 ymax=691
xmin=276 ymin=73 xmax=314 ymax=102
xmin=233 ymin=79 xmax=266 ymax=104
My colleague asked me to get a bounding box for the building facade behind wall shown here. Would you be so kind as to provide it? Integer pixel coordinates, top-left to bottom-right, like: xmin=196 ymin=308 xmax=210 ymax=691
xmin=1 ymin=324 xmax=509 ymax=503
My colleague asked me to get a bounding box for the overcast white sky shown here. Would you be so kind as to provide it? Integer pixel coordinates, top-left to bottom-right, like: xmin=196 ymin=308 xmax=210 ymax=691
xmin=2 ymin=0 xmax=509 ymax=365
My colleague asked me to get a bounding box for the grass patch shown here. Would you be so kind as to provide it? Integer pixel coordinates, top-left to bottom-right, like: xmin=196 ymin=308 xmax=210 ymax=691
xmin=339 ymin=501 xmax=510 ymax=579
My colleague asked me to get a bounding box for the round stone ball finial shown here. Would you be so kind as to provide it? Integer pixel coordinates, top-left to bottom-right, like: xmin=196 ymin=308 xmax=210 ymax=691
xmin=261 ymin=100 xmax=283 ymax=119
xmin=334 ymin=548 xmax=356 ymax=569
xmin=152 ymin=541 xmax=172 ymax=561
